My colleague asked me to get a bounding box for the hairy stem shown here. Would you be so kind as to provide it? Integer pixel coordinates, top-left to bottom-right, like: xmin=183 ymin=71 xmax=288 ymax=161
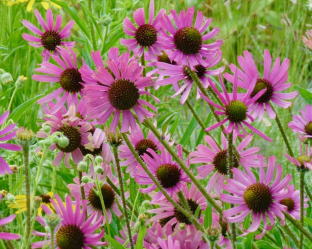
xmin=50 ymin=227 xmax=55 ymax=249
xmin=113 ymin=146 xmax=134 ymax=249
xmin=143 ymin=118 xmax=222 ymax=214
xmin=282 ymin=223 xmax=299 ymax=248
xmin=284 ymin=212 xmax=312 ymax=242
xmin=299 ymin=171 xmax=305 ymax=249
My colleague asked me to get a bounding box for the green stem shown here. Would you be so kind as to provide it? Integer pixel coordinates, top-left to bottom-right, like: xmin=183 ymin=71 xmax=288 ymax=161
xmin=141 ymin=54 xmax=146 ymax=77
xmin=282 ymin=223 xmax=299 ymax=248
xmin=22 ymin=145 xmax=31 ymax=245
xmin=87 ymin=0 xmax=97 ymax=50
xmin=143 ymin=118 xmax=222 ymax=214
xmin=299 ymin=171 xmax=305 ymax=249
xmin=50 ymin=227 xmax=55 ymax=249
xmin=130 ymin=187 xmax=141 ymax=225
xmin=94 ymin=172 xmax=111 ymax=237
xmin=7 ymin=87 xmax=17 ymax=112
xmin=270 ymin=103 xmax=294 ymax=157
xmin=177 ymin=191 xmax=192 ymax=213
xmin=78 ymin=171 xmax=85 ymax=200
xmin=26 ymin=205 xmax=39 ymax=249
xmin=121 ymin=132 xmax=207 ymax=236
xmin=284 ymin=212 xmax=312 ymax=242
xmin=113 ymin=146 xmax=134 ymax=249
xmin=32 ymin=147 xmax=48 ymax=197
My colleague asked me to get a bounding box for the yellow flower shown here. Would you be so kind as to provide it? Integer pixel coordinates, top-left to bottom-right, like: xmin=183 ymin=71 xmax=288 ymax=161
xmin=7 ymin=192 xmax=56 ymax=216
xmin=4 ymin=0 xmax=61 ymax=12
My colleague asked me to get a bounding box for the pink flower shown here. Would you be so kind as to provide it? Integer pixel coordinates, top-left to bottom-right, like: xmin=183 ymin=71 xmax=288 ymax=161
xmin=149 ymin=184 xmax=206 ymax=231
xmin=67 ymin=164 xmax=123 ymax=224
xmin=212 ymin=213 xmax=232 ymax=248
xmin=224 ymin=50 xmax=297 ymax=121
xmin=288 ymin=105 xmax=312 ymax=139
xmin=159 ymin=7 xmax=222 ymax=68
xmin=22 ymin=9 xmax=75 ymax=62
xmin=0 ymin=111 xmax=22 ymax=175
xmin=201 ymin=71 xmax=272 ymax=141
xmin=279 ymin=185 xmax=308 ymax=225
xmin=155 ymin=51 xmax=224 ymax=104
xmin=120 ymin=0 xmax=165 ymax=60
xmin=33 ymin=46 xmax=84 ymax=113
xmin=171 ymin=228 xmax=210 ymax=249
xmin=0 ymin=195 xmax=21 ymax=240
xmin=220 ymin=155 xmax=292 ymax=239
xmin=283 ymin=140 xmax=312 ymax=171
xmin=32 ymin=195 xmax=107 ymax=248
xmin=82 ymin=56 xmax=158 ymax=133
xmin=119 ymin=123 xmax=172 ymax=177
xmin=37 ymin=102 xmax=92 ymax=167
xmin=135 ymin=146 xmax=190 ymax=202
xmin=189 ymin=134 xmax=261 ymax=195
xmin=147 ymin=236 xmax=180 ymax=249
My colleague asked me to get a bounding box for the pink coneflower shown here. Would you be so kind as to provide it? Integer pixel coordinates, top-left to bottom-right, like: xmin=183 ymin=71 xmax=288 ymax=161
xmin=224 ymin=50 xmax=297 ymax=121
xmin=149 ymin=184 xmax=206 ymax=231
xmin=80 ymin=47 xmax=131 ymax=86
xmin=83 ymin=58 xmax=158 ymax=133
xmin=32 ymin=195 xmax=107 ymax=248
xmin=283 ymin=139 xmax=312 ymax=171
xmin=212 ymin=213 xmax=231 ymax=248
xmin=288 ymin=105 xmax=312 ymax=139
xmin=302 ymin=29 xmax=312 ymax=50
xmin=0 ymin=111 xmax=22 ymax=175
xmin=120 ymin=0 xmax=165 ymax=60
xmin=135 ymin=146 xmax=190 ymax=201
xmin=189 ymin=134 xmax=260 ymax=195
xmin=119 ymin=123 xmax=172 ymax=177
xmin=22 ymin=9 xmax=74 ymax=62
xmin=159 ymin=7 xmax=222 ymax=68
xmin=155 ymin=51 xmax=224 ymax=104
xmin=147 ymin=236 xmax=180 ymax=249
xmin=67 ymin=164 xmax=123 ymax=224
xmin=201 ymin=72 xmax=272 ymax=141
xmin=0 ymin=194 xmax=21 ymax=240
xmin=37 ymin=103 xmax=92 ymax=167
xmin=279 ymin=185 xmax=308 ymax=225
xmin=220 ymin=155 xmax=292 ymax=239
xmin=172 ymin=228 xmax=210 ymax=249
xmin=32 ymin=46 xmax=84 ymax=113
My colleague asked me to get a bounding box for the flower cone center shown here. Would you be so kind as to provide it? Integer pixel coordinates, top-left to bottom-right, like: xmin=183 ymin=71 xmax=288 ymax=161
xmin=159 ymin=215 xmax=174 ymax=227
xmin=135 ymin=139 xmax=158 ymax=157
xmin=305 ymin=122 xmax=312 ymax=135
xmin=59 ymin=68 xmax=83 ymax=93
xmin=41 ymin=30 xmax=61 ymax=51
xmin=108 ymin=79 xmax=140 ymax=110
xmin=56 ymin=126 xmax=82 ymax=153
xmin=213 ymin=150 xmax=228 ymax=175
xmin=243 ymin=183 xmax=272 ymax=213
xmin=250 ymin=79 xmax=273 ymax=103
xmin=174 ymin=199 xmax=201 ymax=225
xmin=135 ymin=24 xmax=157 ymax=47
xmin=56 ymin=224 xmax=84 ymax=249
xmin=157 ymin=51 xmax=176 ymax=65
xmin=280 ymin=198 xmax=295 ymax=212
xmin=174 ymin=27 xmax=202 ymax=55
xmin=88 ymin=184 xmax=116 ymax=210
xmin=39 ymin=194 xmax=51 ymax=204
xmin=225 ymin=100 xmax=247 ymax=123
xmin=155 ymin=163 xmax=181 ymax=189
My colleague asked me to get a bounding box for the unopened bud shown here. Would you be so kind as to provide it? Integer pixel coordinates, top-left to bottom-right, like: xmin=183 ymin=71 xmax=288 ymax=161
xmin=106 ymin=128 xmax=122 ymax=147
xmin=15 ymin=75 xmax=27 ymax=88
xmin=95 ymin=166 xmax=104 ymax=174
xmin=99 ymin=15 xmax=112 ymax=26
xmin=58 ymin=136 xmax=69 ymax=148
xmin=179 ymin=223 xmax=185 ymax=230
xmin=207 ymin=226 xmax=220 ymax=242
xmin=43 ymin=125 xmax=51 ymax=134
xmin=33 ymin=196 xmax=42 ymax=209
xmin=51 ymin=136 xmax=59 ymax=144
xmin=139 ymin=214 xmax=148 ymax=221
xmin=1 ymin=72 xmax=13 ymax=85
xmin=0 ymin=190 xmax=8 ymax=196
xmin=6 ymin=193 xmax=15 ymax=202
xmin=16 ymin=127 xmax=36 ymax=146
xmin=82 ymin=176 xmax=90 ymax=183
xmin=77 ymin=161 xmax=88 ymax=172
xmin=45 ymin=213 xmax=61 ymax=230
xmin=42 ymin=139 xmax=52 ymax=147
xmin=95 ymin=156 xmax=103 ymax=164
xmin=10 ymin=165 xmax=18 ymax=173
xmin=45 ymin=226 xmax=50 ymax=233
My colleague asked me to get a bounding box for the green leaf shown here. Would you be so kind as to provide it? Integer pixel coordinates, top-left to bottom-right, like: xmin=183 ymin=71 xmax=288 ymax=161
xmin=305 ymin=217 xmax=312 ymax=226
xmin=102 ymin=24 xmax=124 ymax=54
xmin=196 ymin=111 xmax=212 ymax=146
xmin=204 ymin=202 xmax=212 ymax=228
xmin=243 ymin=212 xmax=251 ymax=230
xmin=243 ymin=233 xmax=254 ymax=249
xmin=135 ymin=225 xmax=147 ymax=249
xmin=162 ymin=113 xmax=177 ymax=134
xmin=255 ymin=240 xmax=279 ymax=249
xmin=294 ymin=86 xmax=312 ymax=104
xmin=169 ymin=113 xmax=180 ymax=136
xmin=130 ymin=177 xmax=137 ymax=204
xmin=104 ymin=234 xmax=127 ymax=249
xmin=272 ymin=227 xmax=283 ymax=247
xmin=179 ymin=115 xmax=197 ymax=146
xmin=80 ymin=4 xmax=103 ymax=41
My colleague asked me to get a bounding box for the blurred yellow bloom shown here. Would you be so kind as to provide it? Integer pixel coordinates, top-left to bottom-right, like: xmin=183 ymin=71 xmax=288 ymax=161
xmin=4 ymin=0 xmax=61 ymax=12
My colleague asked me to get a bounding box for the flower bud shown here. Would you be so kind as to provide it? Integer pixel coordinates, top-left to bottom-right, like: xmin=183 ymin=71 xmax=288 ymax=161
xmin=106 ymin=128 xmax=122 ymax=147
xmin=6 ymin=193 xmax=15 ymax=202
xmin=10 ymin=165 xmax=18 ymax=174
xmin=16 ymin=127 xmax=36 ymax=146
xmin=1 ymin=72 xmax=13 ymax=85
xmin=179 ymin=223 xmax=185 ymax=230
xmin=99 ymin=15 xmax=112 ymax=26
xmin=45 ymin=226 xmax=50 ymax=233
xmin=82 ymin=176 xmax=90 ymax=183
xmin=33 ymin=196 xmax=42 ymax=209
xmin=0 ymin=190 xmax=8 ymax=196
xmin=95 ymin=156 xmax=103 ymax=164
xmin=0 ymin=69 xmax=5 ymax=74
xmin=45 ymin=213 xmax=61 ymax=230
xmin=95 ymin=166 xmax=104 ymax=174
xmin=15 ymin=75 xmax=27 ymax=88
xmin=43 ymin=125 xmax=51 ymax=134
xmin=42 ymin=139 xmax=52 ymax=147
xmin=58 ymin=136 xmax=69 ymax=148
xmin=77 ymin=161 xmax=88 ymax=172
xmin=51 ymin=136 xmax=59 ymax=144
xmin=139 ymin=214 xmax=148 ymax=224
xmin=207 ymin=226 xmax=220 ymax=242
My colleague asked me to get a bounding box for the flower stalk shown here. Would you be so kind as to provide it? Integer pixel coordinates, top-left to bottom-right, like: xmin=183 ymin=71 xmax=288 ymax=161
xmin=299 ymin=171 xmax=305 ymax=249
